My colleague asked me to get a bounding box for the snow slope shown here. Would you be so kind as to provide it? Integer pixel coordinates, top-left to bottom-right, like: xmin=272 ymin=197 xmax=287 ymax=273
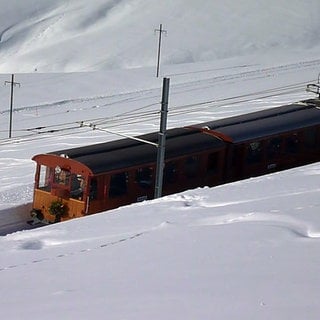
xmin=0 ymin=0 xmax=320 ymax=72
xmin=0 ymin=1 xmax=320 ymax=319
xmin=1 ymin=165 xmax=320 ymax=319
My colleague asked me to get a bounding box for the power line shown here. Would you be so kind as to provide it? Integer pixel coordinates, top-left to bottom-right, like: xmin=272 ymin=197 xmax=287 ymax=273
xmin=0 ymin=80 xmax=314 ymax=145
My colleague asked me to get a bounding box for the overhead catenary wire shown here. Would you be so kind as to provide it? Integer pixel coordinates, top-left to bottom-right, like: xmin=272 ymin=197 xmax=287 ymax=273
xmin=89 ymin=80 xmax=311 ymax=129
xmin=0 ymin=79 xmax=316 ymax=146
xmin=0 ymin=86 xmax=310 ymax=144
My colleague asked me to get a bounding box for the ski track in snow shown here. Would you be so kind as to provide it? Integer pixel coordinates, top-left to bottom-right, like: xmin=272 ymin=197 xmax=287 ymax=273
xmin=170 ymin=58 xmax=320 ymax=93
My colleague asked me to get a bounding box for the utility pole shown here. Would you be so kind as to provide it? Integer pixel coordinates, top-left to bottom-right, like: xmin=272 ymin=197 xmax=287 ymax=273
xmin=81 ymin=77 xmax=170 ymax=199
xmin=154 ymin=77 xmax=170 ymax=198
xmin=4 ymin=74 xmax=20 ymax=138
xmin=155 ymin=24 xmax=167 ymax=78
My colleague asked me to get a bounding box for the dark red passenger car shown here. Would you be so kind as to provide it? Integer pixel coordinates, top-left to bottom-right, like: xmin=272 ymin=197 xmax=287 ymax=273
xmin=31 ymin=98 xmax=320 ymax=223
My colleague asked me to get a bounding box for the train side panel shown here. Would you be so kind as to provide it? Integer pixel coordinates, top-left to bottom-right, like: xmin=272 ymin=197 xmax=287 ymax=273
xmin=226 ymin=125 xmax=320 ymax=181
xmin=86 ymin=147 xmax=227 ymax=214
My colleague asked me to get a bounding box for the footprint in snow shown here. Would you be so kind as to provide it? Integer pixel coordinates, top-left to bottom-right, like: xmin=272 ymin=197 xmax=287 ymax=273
xmin=19 ymin=239 xmax=43 ymax=250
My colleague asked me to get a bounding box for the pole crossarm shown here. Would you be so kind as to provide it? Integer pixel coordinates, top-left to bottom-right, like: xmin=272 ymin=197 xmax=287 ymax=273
xmin=4 ymin=79 xmax=21 ymax=88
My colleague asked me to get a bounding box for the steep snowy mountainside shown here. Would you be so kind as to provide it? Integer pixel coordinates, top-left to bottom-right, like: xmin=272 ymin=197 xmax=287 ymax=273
xmin=0 ymin=0 xmax=319 ymax=72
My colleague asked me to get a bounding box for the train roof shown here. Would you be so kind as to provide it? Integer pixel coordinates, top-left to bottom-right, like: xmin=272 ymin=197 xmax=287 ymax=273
xmin=194 ymin=98 xmax=320 ymax=143
xmin=47 ymin=128 xmax=225 ymax=174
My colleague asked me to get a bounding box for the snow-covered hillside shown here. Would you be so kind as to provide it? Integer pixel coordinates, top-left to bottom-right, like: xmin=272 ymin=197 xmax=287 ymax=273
xmin=0 ymin=0 xmax=320 ymax=72
xmin=1 ymin=164 xmax=320 ymax=319
xmin=0 ymin=1 xmax=320 ymax=319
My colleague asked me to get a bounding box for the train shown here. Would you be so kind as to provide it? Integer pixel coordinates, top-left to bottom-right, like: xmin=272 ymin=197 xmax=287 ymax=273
xmin=30 ymin=97 xmax=320 ymax=224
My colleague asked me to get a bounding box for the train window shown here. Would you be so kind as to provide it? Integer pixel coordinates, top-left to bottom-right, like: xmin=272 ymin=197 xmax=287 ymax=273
xmin=304 ymin=128 xmax=317 ymax=149
xmin=267 ymin=137 xmax=282 ymax=158
xmin=53 ymin=167 xmax=70 ymax=186
xmin=164 ymin=162 xmax=177 ymax=184
xmin=109 ymin=172 xmax=128 ymax=198
xmin=89 ymin=178 xmax=98 ymax=200
xmin=285 ymin=134 xmax=299 ymax=154
xmin=247 ymin=141 xmax=262 ymax=164
xmin=207 ymin=153 xmax=219 ymax=173
xmin=38 ymin=165 xmax=51 ymax=191
xmin=70 ymin=174 xmax=85 ymax=200
xmin=135 ymin=167 xmax=153 ymax=189
xmin=184 ymin=156 xmax=199 ymax=178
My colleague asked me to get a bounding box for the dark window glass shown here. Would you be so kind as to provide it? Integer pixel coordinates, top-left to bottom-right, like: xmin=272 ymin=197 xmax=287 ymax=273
xmin=109 ymin=172 xmax=128 ymax=198
xmin=70 ymin=174 xmax=85 ymax=200
xmin=135 ymin=167 xmax=153 ymax=189
xmin=285 ymin=134 xmax=299 ymax=154
xmin=207 ymin=153 xmax=219 ymax=173
xmin=232 ymin=146 xmax=243 ymax=167
xmin=304 ymin=128 xmax=317 ymax=149
xmin=164 ymin=162 xmax=177 ymax=184
xmin=184 ymin=156 xmax=200 ymax=178
xmin=89 ymin=178 xmax=98 ymax=200
xmin=267 ymin=138 xmax=282 ymax=159
xmin=247 ymin=141 xmax=263 ymax=164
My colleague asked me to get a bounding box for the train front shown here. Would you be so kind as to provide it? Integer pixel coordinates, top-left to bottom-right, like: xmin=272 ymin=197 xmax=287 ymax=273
xmin=30 ymin=154 xmax=92 ymax=224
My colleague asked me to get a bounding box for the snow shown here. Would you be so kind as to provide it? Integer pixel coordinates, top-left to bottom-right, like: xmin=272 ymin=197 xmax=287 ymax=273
xmin=0 ymin=0 xmax=320 ymax=72
xmin=0 ymin=1 xmax=320 ymax=319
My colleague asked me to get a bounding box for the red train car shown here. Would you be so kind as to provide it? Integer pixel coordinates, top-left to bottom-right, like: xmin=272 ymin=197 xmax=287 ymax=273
xmin=30 ymin=98 xmax=320 ymax=224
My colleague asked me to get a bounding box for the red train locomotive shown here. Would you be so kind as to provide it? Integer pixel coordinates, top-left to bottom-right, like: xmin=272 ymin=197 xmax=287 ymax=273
xmin=30 ymin=98 xmax=320 ymax=224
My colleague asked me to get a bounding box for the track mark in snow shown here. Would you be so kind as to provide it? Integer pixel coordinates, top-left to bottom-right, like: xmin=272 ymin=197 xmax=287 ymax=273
xmin=0 ymin=230 xmax=146 ymax=272
xmin=171 ymin=58 xmax=320 ymax=94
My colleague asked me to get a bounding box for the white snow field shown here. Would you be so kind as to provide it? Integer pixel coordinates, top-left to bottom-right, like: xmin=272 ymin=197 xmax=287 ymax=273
xmin=0 ymin=1 xmax=320 ymax=319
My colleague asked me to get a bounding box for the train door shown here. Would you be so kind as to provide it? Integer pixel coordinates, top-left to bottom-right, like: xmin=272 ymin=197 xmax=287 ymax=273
xmin=242 ymin=140 xmax=266 ymax=178
xmin=106 ymin=171 xmax=131 ymax=209
xmin=266 ymin=137 xmax=283 ymax=172
xmin=182 ymin=155 xmax=202 ymax=189
xmin=228 ymin=144 xmax=246 ymax=181
xmin=134 ymin=166 xmax=155 ymax=202
xmin=205 ymin=150 xmax=226 ymax=186
xmin=162 ymin=160 xmax=182 ymax=195
xmin=86 ymin=176 xmax=100 ymax=214
xmin=302 ymin=126 xmax=320 ymax=162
